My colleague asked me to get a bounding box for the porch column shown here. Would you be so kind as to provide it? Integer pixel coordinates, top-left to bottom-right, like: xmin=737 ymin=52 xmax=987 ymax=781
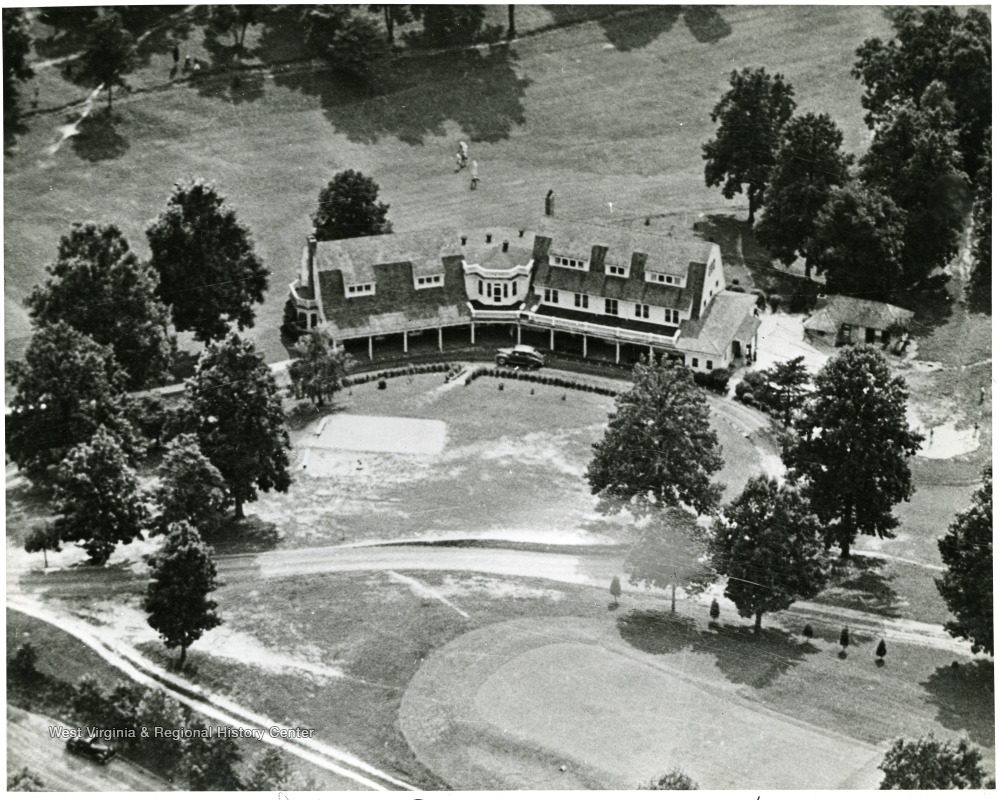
xmin=403 ymin=330 xmax=408 ymax=354
xmin=615 ymin=341 xmax=621 ymax=364
xmin=649 ymin=345 xmax=654 ymax=363
xmin=516 ymin=323 xmax=522 ymax=344
xmin=582 ymin=334 xmax=588 ymax=358
xmin=368 ymin=336 xmax=373 ymax=360
xmin=550 ymin=328 xmax=555 ymax=350
xmin=470 ymin=322 xmax=475 ymax=344
xmin=438 ymin=327 xmax=443 ymax=352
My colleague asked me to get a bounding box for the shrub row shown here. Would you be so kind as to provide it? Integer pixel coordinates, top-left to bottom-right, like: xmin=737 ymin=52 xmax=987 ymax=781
xmin=464 ymin=367 xmax=619 ymax=397
xmin=342 ymin=362 xmax=459 ymax=388
xmin=692 ymin=367 xmax=735 ymax=395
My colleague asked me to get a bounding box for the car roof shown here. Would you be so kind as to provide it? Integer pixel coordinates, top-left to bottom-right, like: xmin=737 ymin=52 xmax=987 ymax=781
xmin=512 ymin=345 xmax=540 ymax=353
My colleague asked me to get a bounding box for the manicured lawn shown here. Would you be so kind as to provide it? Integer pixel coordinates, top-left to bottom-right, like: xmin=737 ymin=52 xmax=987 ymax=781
xmin=5 ymin=6 xmax=891 ymax=363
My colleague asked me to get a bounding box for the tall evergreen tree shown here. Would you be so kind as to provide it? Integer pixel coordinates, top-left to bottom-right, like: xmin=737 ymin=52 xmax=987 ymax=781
xmin=143 ymin=521 xmax=221 ymax=669
xmin=859 ymin=83 xmax=967 ymax=286
xmin=784 ymin=345 xmax=923 ymax=558
xmin=52 ymin=426 xmax=148 ymax=565
xmin=312 ymin=170 xmax=392 ymax=241
xmin=755 ymin=113 xmax=852 ymax=278
xmin=27 ymin=222 xmax=174 ymax=390
xmin=587 ymin=361 xmax=724 ymax=518
xmin=761 ymin=356 xmax=810 ymax=427
xmin=707 ymin=475 xmax=828 ymax=632
xmin=147 ymin=179 xmax=269 ymax=342
xmin=936 ymin=467 xmax=993 ymax=655
xmin=7 ymin=323 xmax=140 ymax=483
xmin=806 ymin=182 xmax=907 ymax=302
xmin=702 ymin=66 xmax=796 ymax=224
xmin=76 ymin=10 xmax=137 ymax=112
xmin=186 ymin=334 xmax=290 ymax=518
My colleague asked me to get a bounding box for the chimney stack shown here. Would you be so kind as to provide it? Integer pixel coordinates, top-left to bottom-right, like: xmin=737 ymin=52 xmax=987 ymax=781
xmin=486 ymin=233 xmax=493 ymax=244
xmin=502 ymin=240 xmax=509 ymax=253
xmin=461 ymin=235 xmax=467 ymax=245
xmin=545 ymin=190 xmax=555 ymax=217
xmin=519 ymin=228 xmax=525 ymax=238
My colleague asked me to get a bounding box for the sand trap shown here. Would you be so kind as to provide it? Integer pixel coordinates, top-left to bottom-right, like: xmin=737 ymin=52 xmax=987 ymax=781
xmin=313 ymin=414 xmax=447 ymax=455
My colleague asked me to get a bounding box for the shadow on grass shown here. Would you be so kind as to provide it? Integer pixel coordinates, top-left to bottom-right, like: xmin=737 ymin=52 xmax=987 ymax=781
xmin=922 ymin=660 xmax=995 ymax=753
xmin=617 ymin=609 xmax=815 ymax=687
xmin=274 ymin=46 xmax=530 ymax=145
xmin=33 ymin=8 xmax=97 ymax=60
xmin=597 ymin=6 xmax=682 ymax=50
xmin=18 ymin=561 xmax=145 ymax=601
xmin=905 ymin=273 xmax=955 ymax=337
xmin=69 ymin=112 xmax=130 ymax=162
xmin=207 ymin=516 xmax=280 ymax=555
xmin=683 ymin=6 xmax=733 ymax=43
xmin=816 ymin=555 xmax=906 ymax=619
xmin=546 ymin=5 xmax=732 ymax=50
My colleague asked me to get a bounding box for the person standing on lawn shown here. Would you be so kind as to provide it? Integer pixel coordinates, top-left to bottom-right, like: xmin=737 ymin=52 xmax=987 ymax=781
xmin=470 ymin=159 xmax=479 ymax=190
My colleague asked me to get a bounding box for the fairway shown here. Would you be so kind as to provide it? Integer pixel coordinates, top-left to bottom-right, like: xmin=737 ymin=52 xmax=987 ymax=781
xmin=400 ymin=616 xmax=883 ymax=789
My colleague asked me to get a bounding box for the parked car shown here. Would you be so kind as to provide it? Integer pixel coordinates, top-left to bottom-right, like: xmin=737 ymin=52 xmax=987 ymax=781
xmin=66 ymin=736 xmax=117 ymax=764
xmin=495 ymin=345 xmax=545 ymax=369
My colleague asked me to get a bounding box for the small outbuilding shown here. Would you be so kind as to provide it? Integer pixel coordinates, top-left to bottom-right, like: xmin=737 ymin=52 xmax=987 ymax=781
xmin=804 ymin=295 xmax=914 ymax=347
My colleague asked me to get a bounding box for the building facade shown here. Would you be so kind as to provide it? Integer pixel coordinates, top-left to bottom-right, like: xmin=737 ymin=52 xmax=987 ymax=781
xmin=289 ymin=220 xmax=760 ymax=371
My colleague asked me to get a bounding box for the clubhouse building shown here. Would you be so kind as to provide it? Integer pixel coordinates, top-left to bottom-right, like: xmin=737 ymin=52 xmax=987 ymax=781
xmin=288 ymin=220 xmax=760 ymax=371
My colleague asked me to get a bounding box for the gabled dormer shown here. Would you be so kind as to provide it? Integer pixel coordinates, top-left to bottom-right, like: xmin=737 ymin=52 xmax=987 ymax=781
xmin=644 ymin=270 xmax=685 ymax=287
xmin=605 ymin=261 xmax=629 ymax=278
xmin=550 ymin=252 xmax=588 ymax=270
xmin=414 ymin=273 xmax=444 ymax=289
xmin=345 ymin=282 xmax=375 ymax=297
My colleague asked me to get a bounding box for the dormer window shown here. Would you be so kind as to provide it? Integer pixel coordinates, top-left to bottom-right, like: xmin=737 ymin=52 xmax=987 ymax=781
xmin=607 ymin=265 xmax=627 ymax=277
xmin=346 ymin=283 xmax=375 ymax=297
xmin=416 ymin=275 xmax=444 ymax=288
xmin=551 ymin=255 xmax=587 ymax=270
xmin=647 ymin=272 xmax=680 ymax=286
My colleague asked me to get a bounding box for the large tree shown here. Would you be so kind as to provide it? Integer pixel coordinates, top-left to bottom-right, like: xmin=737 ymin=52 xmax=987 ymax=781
xmin=208 ymin=5 xmax=261 ymax=50
xmin=288 ymin=326 xmax=355 ymax=406
xmin=411 ymin=5 xmax=485 ymax=46
xmin=587 ymin=361 xmax=724 ymax=518
xmin=762 ymin=355 xmax=810 ymax=427
xmin=327 ymin=15 xmax=390 ymax=84
xmin=146 ymin=179 xmax=268 ymax=342
xmin=702 ymin=66 xmax=796 ymax=224
xmin=859 ymin=83 xmax=967 ymax=286
xmin=784 ymin=345 xmax=923 ymax=559
xmin=27 ymin=222 xmax=174 ymax=390
xmin=707 ymin=475 xmax=828 ymax=632
xmin=6 ymin=323 xmax=140 ymax=483
xmin=369 ymin=4 xmax=411 ymax=44
xmin=806 ymin=182 xmax=906 ymax=302
xmin=76 ymin=10 xmax=137 ymax=113
xmin=755 ymin=113 xmax=852 ymax=278
xmin=143 ymin=520 xmax=221 ymax=669
xmin=52 ymin=426 xmax=148 ymax=565
xmin=183 ymin=731 xmax=244 ymax=791
xmin=879 ymin=735 xmax=988 ymax=790
xmin=312 ymin=169 xmax=392 ymax=241
xmin=186 ymin=334 xmax=291 ymax=518
xmin=153 ymin=433 xmax=229 ymax=537
xmin=3 ymin=8 xmax=34 ymax=140
xmin=968 ymin=133 xmax=991 ymax=312
xmin=936 ymin=467 xmax=992 ymax=655
xmin=853 ymin=6 xmax=991 ymax=177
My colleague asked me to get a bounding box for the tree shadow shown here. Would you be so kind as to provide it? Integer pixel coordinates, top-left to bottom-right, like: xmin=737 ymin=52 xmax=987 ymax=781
xmin=206 ymin=516 xmax=280 ymax=555
xmin=682 ymin=6 xmax=732 ymax=44
xmin=33 ymin=8 xmax=97 ymax=60
xmin=816 ymin=554 xmax=906 ymax=619
xmin=905 ymin=272 xmax=955 ymax=334
xmin=251 ymin=6 xmax=311 ymax=65
xmin=966 ymin=265 xmax=991 ymax=315
xmin=597 ymin=6 xmax=682 ymax=51
xmin=921 ymin=660 xmax=995 ymax=753
xmin=617 ymin=608 xmax=816 ymax=687
xmin=194 ymin=68 xmax=267 ymax=105
xmin=274 ymin=46 xmax=530 ymax=145
xmin=70 ymin=112 xmax=130 ymax=162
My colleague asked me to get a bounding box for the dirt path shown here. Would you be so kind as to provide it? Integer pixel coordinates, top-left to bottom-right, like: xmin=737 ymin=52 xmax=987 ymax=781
xmin=6 ymin=706 xmax=172 ymax=791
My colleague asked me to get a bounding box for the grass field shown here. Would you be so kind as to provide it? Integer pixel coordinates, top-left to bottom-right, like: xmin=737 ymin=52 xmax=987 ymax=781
xmin=5 ymin=6 xmax=891 ymax=363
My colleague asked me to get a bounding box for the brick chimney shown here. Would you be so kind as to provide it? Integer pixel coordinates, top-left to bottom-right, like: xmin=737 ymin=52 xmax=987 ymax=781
xmin=486 ymin=233 xmax=493 ymax=244
xmin=502 ymin=240 xmax=509 ymax=253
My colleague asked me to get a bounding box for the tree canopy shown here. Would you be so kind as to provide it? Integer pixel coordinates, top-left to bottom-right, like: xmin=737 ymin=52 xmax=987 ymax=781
xmin=702 ymin=66 xmax=796 ymax=224
xmin=762 ymin=356 xmax=810 ymax=427
xmin=755 ymin=113 xmax=852 ymax=277
xmin=587 ymin=361 xmax=723 ymax=518
xmin=936 ymin=467 xmax=993 ymax=655
xmin=641 ymin=770 xmax=698 ymax=790
xmin=147 ymin=179 xmax=268 ymax=342
xmin=327 ymin=15 xmax=391 ymax=84
xmin=24 ymin=524 xmax=62 ymax=568
xmin=707 ymin=475 xmax=828 ymax=632
xmin=3 ymin=8 xmax=34 ymax=140
xmin=288 ymin=326 xmax=355 ymax=406
xmin=143 ymin=520 xmax=221 ymax=669
xmin=879 ymin=734 xmax=988 ymax=789
xmin=968 ymin=133 xmax=991 ymax=313
xmin=859 ymin=83 xmax=967 ymax=286
xmin=27 ymin=222 xmax=174 ymax=390
xmin=784 ymin=345 xmax=923 ymax=558
xmin=208 ymin=5 xmax=261 ymax=50
xmin=411 ymin=5 xmax=485 ymax=46
xmin=186 ymin=334 xmax=291 ymax=518
xmin=7 ymin=322 xmax=140 ymax=483
xmin=153 ymin=433 xmax=229 ymax=537
xmin=369 ymin=4 xmax=411 ymax=44
xmin=76 ymin=10 xmax=137 ymax=112
xmin=853 ymin=7 xmax=991 ymax=177
xmin=313 ymin=169 xmax=392 ymax=241
xmin=806 ymin=182 xmax=906 ymax=302
xmin=52 ymin=426 xmax=148 ymax=565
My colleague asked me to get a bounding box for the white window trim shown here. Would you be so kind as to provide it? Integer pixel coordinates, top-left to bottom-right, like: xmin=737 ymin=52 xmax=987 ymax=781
xmin=607 ymin=265 xmax=628 ymax=277
xmin=605 ymin=298 xmax=619 ymax=316
xmin=346 ymin=283 xmax=375 ymax=296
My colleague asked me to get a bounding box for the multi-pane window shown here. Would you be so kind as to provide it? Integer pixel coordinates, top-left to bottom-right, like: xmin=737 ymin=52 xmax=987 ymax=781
xmin=416 ymin=275 xmax=443 ymax=287
xmin=634 ymin=303 xmax=649 ymax=319
xmin=574 ymin=293 xmax=589 ymax=309
xmin=544 ymin=288 xmax=559 ymax=304
xmin=607 ymin=265 xmax=627 ymax=277
xmin=347 ymin=283 xmax=374 ymax=295
xmin=649 ymin=273 xmax=678 ymax=285
xmin=665 ymin=308 xmax=680 ymax=324
xmin=605 ymin=298 xmax=619 ymax=316
xmin=706 ymin=361 xmax=713 ymax=370
xmin=478 ymin=280 xmax=484 ymax=295
xmin=692 ymin=358 xmax=699 ymax=368
xmin=552 ymin=256 xmax=586 ymax=269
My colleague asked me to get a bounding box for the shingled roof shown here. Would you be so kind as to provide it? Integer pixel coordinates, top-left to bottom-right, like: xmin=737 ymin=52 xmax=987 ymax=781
xmin=804 ymin=295 xmax=914 ymax=334
xmin=676 ymin=291 xmax=761 ymax=357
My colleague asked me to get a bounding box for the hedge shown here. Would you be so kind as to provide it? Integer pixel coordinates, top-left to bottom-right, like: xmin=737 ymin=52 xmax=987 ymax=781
xmin=463 ymin=366 xmax=619 ymax=397
xmin=341 ymin=362 xmax=459 ymax=388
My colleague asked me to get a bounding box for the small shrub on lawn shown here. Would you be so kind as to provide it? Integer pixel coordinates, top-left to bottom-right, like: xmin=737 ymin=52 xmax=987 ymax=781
xmin=876 ymin=638 xmax=887 ymax=663
xmin=839 ymin=626 xmax=850 ymax=657
xmin=9 ymin=643 xmax=40 ymax=685
xmin=377 ymin=379 xmax=387 ymax=390
xmin=498 ymin=382 xmax=504 ymax=391
xmin=709 ymin=599 xmax=720 ymax=625
xmin=803 ymin=623 xmax=814 ymax=640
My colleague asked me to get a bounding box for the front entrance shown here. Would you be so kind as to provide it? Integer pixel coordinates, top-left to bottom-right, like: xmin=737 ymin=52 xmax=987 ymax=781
xmin=865 ymin=327 xmax=876 ymax=344
xmin=732 ymin=340 xmax=742 ymax=358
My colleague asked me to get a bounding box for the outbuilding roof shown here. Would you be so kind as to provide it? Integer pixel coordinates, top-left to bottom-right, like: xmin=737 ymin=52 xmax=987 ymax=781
xmin=804 ymin=295 xmax=914 ymax=334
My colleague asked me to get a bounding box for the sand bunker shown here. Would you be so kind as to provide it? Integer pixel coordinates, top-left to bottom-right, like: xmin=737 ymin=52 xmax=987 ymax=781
xmin=312 ymin=414 xmax=447 ymax=455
